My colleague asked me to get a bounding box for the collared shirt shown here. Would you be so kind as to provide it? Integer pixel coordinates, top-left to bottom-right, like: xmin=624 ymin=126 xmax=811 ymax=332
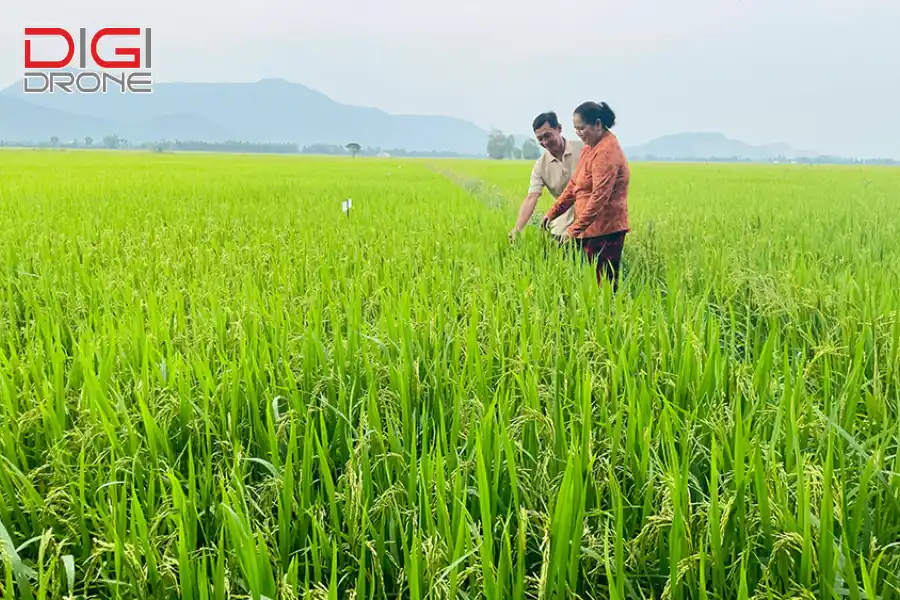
xmin=529 ymin=137 xmax=584 ymax=236
xmin=545 ymin=131 xmax=630 ymax=239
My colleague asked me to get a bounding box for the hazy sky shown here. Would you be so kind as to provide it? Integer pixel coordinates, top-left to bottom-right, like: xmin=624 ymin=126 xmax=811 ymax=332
xmin=3 ymin=0 xmax=899 ymax=157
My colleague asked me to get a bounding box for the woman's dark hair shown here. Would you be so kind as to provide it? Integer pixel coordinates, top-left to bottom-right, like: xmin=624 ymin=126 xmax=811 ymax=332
xmin=574 ymin=101 xmax=616 ymax=129
xmin=532 ymin=111 xmax=560 ymax=131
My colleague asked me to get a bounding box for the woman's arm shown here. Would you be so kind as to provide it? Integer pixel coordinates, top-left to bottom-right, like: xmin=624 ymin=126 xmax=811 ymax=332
xmin=545 ymin=177 xmax=576 ymax=221
xmin=546 ymin=148 xmax=588 ymax=221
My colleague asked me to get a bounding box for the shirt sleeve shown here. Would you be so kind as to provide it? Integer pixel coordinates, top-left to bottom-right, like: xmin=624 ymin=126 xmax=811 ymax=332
xmin=545 ymin=174 xmax=576 ymax=221
xmin=567 ymin=147 xmax=618 ymax=236
xmin=527 ymin=160 xmax=544 ymax=195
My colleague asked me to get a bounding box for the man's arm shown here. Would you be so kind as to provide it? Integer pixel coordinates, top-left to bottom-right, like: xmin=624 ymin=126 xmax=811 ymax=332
xmin=567 ymin=150 xmax=617 ymax=237
xmin=511 ymin=163 xmax=545 ymax=232
xmin=513 ymin=192 xmax=542 ymax=232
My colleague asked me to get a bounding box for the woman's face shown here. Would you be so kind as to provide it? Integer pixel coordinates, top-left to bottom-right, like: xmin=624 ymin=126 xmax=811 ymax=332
xmin=573 ymin=113 xmax=603 ymax=145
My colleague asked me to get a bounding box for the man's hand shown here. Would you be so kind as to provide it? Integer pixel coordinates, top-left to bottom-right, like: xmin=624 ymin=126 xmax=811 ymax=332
xmin=508 ymin=228 xmax=519 ymax=243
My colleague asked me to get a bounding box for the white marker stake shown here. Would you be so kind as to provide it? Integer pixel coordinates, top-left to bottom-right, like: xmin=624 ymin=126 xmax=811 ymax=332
xmin=342 ymin=198 xmax=352 ymax=221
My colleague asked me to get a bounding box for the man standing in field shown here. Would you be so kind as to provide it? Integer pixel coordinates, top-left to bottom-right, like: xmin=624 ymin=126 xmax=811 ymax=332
xmin=509 ymin=111 xmax=584 ymax=242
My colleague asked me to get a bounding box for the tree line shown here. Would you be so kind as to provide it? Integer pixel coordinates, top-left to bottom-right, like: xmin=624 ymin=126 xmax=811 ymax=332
xmin=0 ymin=135 xmax=131 ymax=149
xmin=0 ymin=137 xmax=479 ymax=158
xmin=486 ymin=129 xmax=542 ymax=160
xmin=3 ymin=135 xmax=895 ymax=166
xmin=630 ymin=153 xmax=900 ymax=166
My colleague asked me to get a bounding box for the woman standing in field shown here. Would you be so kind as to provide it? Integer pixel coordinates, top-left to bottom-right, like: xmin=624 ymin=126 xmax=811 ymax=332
xmin=541 ymin=101 xmax=630 ymax=290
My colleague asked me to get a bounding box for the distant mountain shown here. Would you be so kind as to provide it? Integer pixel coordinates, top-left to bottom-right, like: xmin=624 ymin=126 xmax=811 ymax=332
xmin=0 ymin=77 xmax=490 ymax=155
xmin=0 ymin=96 xmax=116 ymax=142
xmin=624 ymin=132 xmax=820 ymax=161
xmin=0 ymin=80 xmax=829 ymax=161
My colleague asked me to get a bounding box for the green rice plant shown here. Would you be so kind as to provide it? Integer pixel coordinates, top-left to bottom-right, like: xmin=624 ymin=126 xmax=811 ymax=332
xmin=0 ymin=150 xmax=899 ymax=599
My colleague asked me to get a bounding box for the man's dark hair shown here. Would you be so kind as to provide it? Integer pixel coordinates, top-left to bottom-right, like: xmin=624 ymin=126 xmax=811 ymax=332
xmin=532 ymin=111 xmax=560 ymax=131
xmin=574 ymin=101 xmax=616 ymax=129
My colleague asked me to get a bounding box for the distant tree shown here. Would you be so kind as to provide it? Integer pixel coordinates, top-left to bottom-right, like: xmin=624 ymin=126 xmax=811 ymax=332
xmin=85 ymin=136 xmax=93 ymax=147
xmin=505 ymin=134 xmax=517 ymax=159
xmin=487 ymin=129 xmax=510 ymax=159
xmin=346 ymin=142 xmax=361 ymax=158
xmin=522 ymin=138 xmax=541 ymax=160
xmin=50 ymin=136 xmax=59 ymax=146
xmin=103 ymin=134 xmax=120 ymax=149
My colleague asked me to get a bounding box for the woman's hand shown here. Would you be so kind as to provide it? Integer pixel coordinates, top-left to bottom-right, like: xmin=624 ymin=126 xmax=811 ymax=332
xmin=540 ymin=215 xmax=551 ymax=230
xmin=558 ymin=230 xmax=573 ymax=244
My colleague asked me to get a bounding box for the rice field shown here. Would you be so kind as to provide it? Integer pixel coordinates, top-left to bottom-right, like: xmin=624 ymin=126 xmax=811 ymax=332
xmin=1 ymin=149 xmax=899 ymax=600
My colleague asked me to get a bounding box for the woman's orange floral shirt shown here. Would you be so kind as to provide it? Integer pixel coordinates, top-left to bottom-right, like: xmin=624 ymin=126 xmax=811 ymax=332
xmin=545 ymin=131 xmax=630 ymax=239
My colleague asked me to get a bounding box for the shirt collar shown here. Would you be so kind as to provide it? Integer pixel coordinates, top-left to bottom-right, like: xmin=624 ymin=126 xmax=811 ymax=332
xmin=548 ymin=138 xmax=573 ymax=163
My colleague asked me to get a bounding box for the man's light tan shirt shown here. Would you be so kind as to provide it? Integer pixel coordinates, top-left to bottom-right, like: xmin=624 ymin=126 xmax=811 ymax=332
xmin=528 ymin=137 xmax=584 ymax=236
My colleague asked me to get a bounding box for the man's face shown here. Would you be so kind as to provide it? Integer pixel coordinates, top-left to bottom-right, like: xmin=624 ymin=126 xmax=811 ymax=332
xmin=534 ymin=122 xmax=564 ymax=154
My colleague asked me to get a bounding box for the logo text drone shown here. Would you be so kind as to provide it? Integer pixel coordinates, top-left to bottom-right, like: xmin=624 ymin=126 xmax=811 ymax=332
xmin=23 ymin=27 xmax=152 ymax=94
